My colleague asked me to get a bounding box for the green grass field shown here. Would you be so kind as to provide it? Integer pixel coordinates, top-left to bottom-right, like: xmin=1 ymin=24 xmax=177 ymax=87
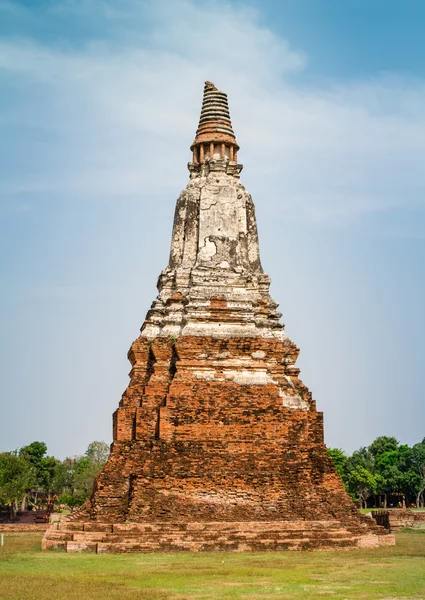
xmin=0 ymin=532 xmax=424 ymax=599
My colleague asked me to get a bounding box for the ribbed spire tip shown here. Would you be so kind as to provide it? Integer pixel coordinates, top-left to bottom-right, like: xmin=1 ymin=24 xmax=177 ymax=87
xmin=191 ymin=81 xmax=239 ymax=151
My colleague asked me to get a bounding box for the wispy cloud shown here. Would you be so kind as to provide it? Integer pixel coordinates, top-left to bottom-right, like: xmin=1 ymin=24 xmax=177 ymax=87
xmin=1 ymin=0 xmax=424 ymax=223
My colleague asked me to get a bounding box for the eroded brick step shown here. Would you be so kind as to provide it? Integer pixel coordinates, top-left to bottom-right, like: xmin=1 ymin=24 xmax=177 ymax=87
xmin=47 ymin=518 xmax=393 ymax=553
xmin=62 ymin=531 xmax=359 ymax=553
xmin=57 ymin=522 xmax=112 ymax=532
xmin=41 ymin=539 xmax=67 ymax=550
xmin=57 ymin=520 xmax=344 ymax=534
xmin=45 ymin=531 xmax=74 ymax=541
xmin=67 ymin=541 xmax=98 ymax=552
xmin=94 ymin=537 xmax=359 ymax=554
xmin=69 ymin=528 xmax=353 ymax=544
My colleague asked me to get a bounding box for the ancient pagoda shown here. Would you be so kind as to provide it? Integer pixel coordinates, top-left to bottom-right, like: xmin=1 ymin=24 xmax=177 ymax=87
xmin=43 ymin=82 xmax=393 ymax=552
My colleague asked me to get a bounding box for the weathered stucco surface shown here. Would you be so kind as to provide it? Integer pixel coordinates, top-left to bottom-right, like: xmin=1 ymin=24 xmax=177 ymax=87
xmin=143 ymin=168 xmax=279 ymax=340
xmin=42 ymin=82 xmax=394 ymax=553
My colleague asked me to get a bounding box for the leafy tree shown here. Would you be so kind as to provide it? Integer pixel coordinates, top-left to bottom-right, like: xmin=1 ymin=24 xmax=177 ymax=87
xmin=377 ymin=464 xmax=404 ymax=507
xmin=369 ymin=436 xmax=399 ymax=459
xmin=62 ymin=441 xmax=110 ymax=508
xmin=373 ymin=449 xmax=401 ymax=507
xmin=51 ymin=459 xmax=74 ymax=498
xmin=408 ymin=441 xmax=425 ymax=507
xmin=0 ymin=452 xmax=35 ymax=520
xmin=347 ymin=465 xmax=377 ymax=508
xmin=376 ymin=450 xmax=401 ymax=470
xmin=86 ymin=441 xmax=109 ymax=465
xmin=346 ymin=447 xmax=375 ymax=474
xmin=372 ymin=445 xmax=421 ymax=507
xmin=71 ymin=457 xmax=98 ymax=505
xmin=19 ymin=441 xmax=47 ymax=466
xmin=35 ymin=455 xmax=57 ymax=497
xmin=19 ymin=441 xmax=57 ymax=505
xmin=327 ymin=437 xmax=425 ymax=508
xmin=327 ymin=448 xmax=348 ymax=480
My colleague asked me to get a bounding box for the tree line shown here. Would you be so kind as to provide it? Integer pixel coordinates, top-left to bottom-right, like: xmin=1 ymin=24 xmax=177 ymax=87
xmin=1 ymin=435 xmax=424 ymax=519
xmin=327 ymin=435 xmax=425 ymax=508
xmin=0 ymin=441 xmax=109 ymax=520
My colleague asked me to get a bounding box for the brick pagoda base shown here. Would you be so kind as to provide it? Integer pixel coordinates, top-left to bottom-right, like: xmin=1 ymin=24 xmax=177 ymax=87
xmin=42 ymin=519 xmax=393 ymax=553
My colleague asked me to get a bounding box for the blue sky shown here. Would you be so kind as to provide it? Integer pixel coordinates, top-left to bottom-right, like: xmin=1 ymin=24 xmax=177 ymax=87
xmin=257 ymin=0 xmax=425 ymax=78
xmin=1 ymin=0 xmax=424 ymax=458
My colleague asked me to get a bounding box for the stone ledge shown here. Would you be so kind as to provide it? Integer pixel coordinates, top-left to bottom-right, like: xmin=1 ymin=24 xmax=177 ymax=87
xmin=43 ymin=519 xmax=395 ymax=553
xmin=0 ymin=523 xmax=49 ymax=532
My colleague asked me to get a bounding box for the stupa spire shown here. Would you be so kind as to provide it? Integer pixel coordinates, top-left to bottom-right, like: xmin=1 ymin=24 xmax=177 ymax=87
xmin=190 ymin=81 xmax=240 ymax=166
xmin=140 ymin=80 xmax=278 ymax=339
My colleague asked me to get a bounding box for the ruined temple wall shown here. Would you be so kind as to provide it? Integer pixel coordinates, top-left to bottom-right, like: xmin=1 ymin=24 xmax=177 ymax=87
xmin=88 ymin=432 xmax=358 ymax=525
xmin=113 ymin=335 xmax=308 ymax=444
xmin=88 ymin=336 xmax=358 ymax=526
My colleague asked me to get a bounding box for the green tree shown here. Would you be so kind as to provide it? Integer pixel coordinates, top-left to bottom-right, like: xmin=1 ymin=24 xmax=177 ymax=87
xmin=407 ymin=441 xmax=425 ymax=507
xmin=347 ymin=465 xmax=377 ymax=508
xmin=374 ymin=449 xmax=400 ymax=507
xmin=51 ymin=459 xmax=74 ymax=498
xmin=346 ymin=447 xmax=375 ymax=473
xmin=65 ymin=441 xmax=110 ymax=508
xmin=19 ymin=441 xmax=47 ymax=467
xmin=373 ymin=445 xmax=418 ymax=507
xmin=72 ymin=458 xmax=97 ymax=503
xmin=19 ymin=441 xmax=57 ymax=506
xmin=327 ymin=448 xmax=348 ymax=480
xmin=377 ymin=464 xmax=404 ymax=507
xmin=369 ymin=436 xmax=399 ymax=459
xmin=0 ymin=452 xmax=35 ymax=520
xmin=86 ymin=441 xmax=109 ymax=465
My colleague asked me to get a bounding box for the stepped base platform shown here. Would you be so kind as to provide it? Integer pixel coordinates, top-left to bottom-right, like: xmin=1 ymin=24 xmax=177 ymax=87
xmin=42 ymin=520 xmax=394 ymax=553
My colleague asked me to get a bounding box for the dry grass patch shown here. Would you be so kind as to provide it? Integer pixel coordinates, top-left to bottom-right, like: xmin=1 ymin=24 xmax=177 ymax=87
xmin=0 ymin=532 xmax=424 ymax=599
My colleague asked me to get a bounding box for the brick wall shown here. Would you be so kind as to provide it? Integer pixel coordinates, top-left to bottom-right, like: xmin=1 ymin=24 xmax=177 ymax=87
xmin=86 ymin=335 xmax=360 ymax=527
xmin=0 ymin=524 xmax=48 ymax=532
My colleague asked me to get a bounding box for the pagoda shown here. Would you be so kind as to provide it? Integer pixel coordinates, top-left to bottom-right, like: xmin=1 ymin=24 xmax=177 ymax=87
xmin=43 ymin=82 xmax=394 ymax=552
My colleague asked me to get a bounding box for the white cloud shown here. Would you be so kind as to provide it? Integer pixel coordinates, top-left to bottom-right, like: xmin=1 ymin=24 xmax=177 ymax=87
xmin=1 ymin=0 xmax=424 ymax=223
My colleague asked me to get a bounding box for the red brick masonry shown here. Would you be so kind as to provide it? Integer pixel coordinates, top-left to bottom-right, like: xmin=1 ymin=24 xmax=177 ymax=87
xmin=1 ymin=524 xmax=48 ymax=532
xmin=43 ymin=335 xmax=394 ymax=552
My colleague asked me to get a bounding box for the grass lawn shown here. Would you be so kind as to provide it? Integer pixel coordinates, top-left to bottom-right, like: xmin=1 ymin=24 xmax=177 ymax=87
xmin=0 ymin=532 xmax=424 ymax=599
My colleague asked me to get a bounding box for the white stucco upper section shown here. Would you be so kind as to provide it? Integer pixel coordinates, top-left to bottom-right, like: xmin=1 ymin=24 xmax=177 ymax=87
xmin=140 ymin=163 xmax=285 ymax=340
